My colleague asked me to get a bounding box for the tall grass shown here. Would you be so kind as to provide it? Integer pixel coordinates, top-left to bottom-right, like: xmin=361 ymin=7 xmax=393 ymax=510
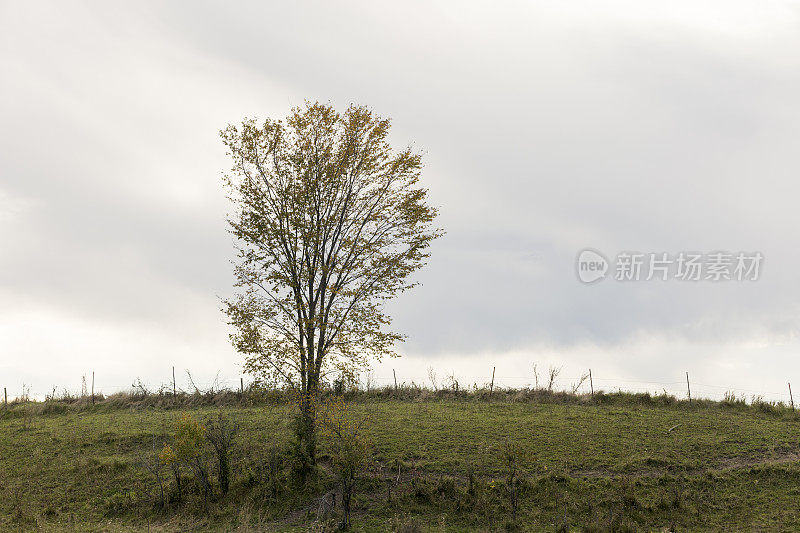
xmin=2 ymin=380 xmax=797 ymax=419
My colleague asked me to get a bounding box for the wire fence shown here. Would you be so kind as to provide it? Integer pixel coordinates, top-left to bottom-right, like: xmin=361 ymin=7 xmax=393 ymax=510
xmin=357 ymin=373 xmax=796 ymax=405
xmin=3 ymin=367 xmax=797 ymax=407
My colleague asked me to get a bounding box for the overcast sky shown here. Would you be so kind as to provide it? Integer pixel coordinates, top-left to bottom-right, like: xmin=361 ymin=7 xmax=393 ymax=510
xmin=2 ymin=1 xmax=800 ymax=400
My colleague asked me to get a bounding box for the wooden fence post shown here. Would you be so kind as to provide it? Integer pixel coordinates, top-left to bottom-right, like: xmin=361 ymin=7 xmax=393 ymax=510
xmin=589 ymin=369 xmax=594 ymax=398
xmin=789 ymin=382 xmax=795 ymax=411
xmin=490 ymin=367 xmax=496 ymax=394
xmin=3 ymin=387 xmax=6 ymax=408
xmin=686 ymin=372 xmax=691 ymax=403
xmin=91 ymin=371 xmax=95 ymax=405
xmin=172 ymin=366 xmax=176 ymax=399
xmin=393 ymin=369 xmax=398 ymax=391
xmin=240 ymin=377 xmax=244 ymax=394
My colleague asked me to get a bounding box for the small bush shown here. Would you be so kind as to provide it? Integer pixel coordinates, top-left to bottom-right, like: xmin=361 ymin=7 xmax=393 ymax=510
xmin=205 ymin=412 xmax=239 ymax=496
xmin=10 ymin=487 xmax=36 ymax=526
xmin=103 ymin=490 xmax=136 ymax=516
xmin=500 ymin=440 xmax=528 ymax=524
xmin=392 ymin=516 xmax=423 ymax=533
xmin=161 ymin=414 xmax=213 ymax=506
xmin=317 ymin=395 xmax=372 ymax=530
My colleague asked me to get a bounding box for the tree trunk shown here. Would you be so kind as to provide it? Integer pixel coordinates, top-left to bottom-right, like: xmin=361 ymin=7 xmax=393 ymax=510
xmin=218 ymin=453 xmax=230 ymax=495
xmin=340 ymin=477 xmax=353 ymax=530
xmin=294 ymin=378 xmax=318 ymax=481
xmin=172 ymin=466 xmax=182 ymax=502
xmin=302 ymin=376 xmax=318 ymax=462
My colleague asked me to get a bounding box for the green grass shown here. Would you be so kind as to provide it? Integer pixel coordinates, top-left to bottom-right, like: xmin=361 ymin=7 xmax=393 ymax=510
xmin=2 ymin=393 xmax=800 ymax=531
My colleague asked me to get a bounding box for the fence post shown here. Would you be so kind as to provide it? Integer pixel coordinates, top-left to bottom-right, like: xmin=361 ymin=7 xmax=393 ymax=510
xmin=686 ymin=372 xmax=691 ymax=403
xmin=172 ymin=366 xmax=176 ymax=399
xmin=91 ymin=371 xmax=95 ymax=405
xmin=589 ymin=369 xmax=594 ymax=398
xmin=3 ymin=387 xmax=6 ymax=408
xmin=240 ymin=377 xmax=244 ymax=394
xmin=393 ymin=369 xmax=398 ymax=391
xmin=490 ymin=367 xmax=496 ymax=394
xmin=789 ymin=382 xmax=795 ymax=411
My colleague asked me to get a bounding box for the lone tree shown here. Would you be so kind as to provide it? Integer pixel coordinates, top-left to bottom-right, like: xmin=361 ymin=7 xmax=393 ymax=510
xmin=222 ymin=102 xmax=441 ymax=468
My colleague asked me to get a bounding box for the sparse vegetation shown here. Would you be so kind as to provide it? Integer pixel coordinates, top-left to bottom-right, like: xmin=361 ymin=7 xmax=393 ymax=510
xmin=205 ymin=412 xmax=238 ymax=497
xmin=3 ymin=385 xmax=800 ymax=530
xmin=317 ymin=395 xmax=372 ymax=530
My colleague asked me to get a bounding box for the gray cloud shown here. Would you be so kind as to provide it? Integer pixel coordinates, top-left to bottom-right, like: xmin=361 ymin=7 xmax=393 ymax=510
xmin=2 ymin=0 xmax=800 ymax=396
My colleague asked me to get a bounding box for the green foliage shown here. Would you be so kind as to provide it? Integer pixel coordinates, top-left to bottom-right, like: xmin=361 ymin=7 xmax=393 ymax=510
xmin=161 ymin=414 xmax=213 ymax=506
xmin=223 ymin=102 xmax=441 ymax=479
xmin=289 ymin=410 xmax=317 ymax=484
xmin=5 ymin=401 xmax=800 ymax=530
xmin=161 ymin=413 xmax=206 ymax=464
xmin=221 ymin=102 xmax=442 ymax=395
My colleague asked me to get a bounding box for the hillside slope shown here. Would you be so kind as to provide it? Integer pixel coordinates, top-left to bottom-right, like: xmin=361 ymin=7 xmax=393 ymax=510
xmin=2 ymin=394 xmax=800 ymax=531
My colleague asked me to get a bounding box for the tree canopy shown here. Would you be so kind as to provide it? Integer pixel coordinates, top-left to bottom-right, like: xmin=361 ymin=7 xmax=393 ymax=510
xmin=222 ymin=102 xmax=442 ymax=395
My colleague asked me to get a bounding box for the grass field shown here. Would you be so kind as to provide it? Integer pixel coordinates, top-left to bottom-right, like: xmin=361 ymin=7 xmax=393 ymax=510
xmin=2 ymin=390 xmax=800 ymax=531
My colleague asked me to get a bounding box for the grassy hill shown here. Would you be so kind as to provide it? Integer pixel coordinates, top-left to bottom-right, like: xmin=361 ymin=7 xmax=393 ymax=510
xmin=2 ymin=389 xmax=800 ymax=531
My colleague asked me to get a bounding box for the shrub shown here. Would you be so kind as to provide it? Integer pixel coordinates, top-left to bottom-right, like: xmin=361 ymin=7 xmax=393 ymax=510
xmin=158 ymin=442 xmax=183 ymax=502
xmin=392 ymin=516 xmax=423 ymax=533
xmin=10 ymin=487 xmax=36 ymax=526
xmin=318 ymin=395 xmax=372 ymax=530
xmin=205 ymin=412 xmax=239 ymax=496
xmin=242 ymin=444 xmax=288 ymax=502
xmin=141 ymin=437 xmax=167 ymax=508
xmin=160 ymin=414 xmax=212 ymax=507
xmin=104 ymin=490 xmax=136 ymax=516
xmin=500 ymin=440 xmax=528 ymax=525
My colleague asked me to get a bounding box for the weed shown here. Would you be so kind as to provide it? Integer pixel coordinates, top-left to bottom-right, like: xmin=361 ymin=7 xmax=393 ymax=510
xmin=500 ymin=440 xmax=527 ymax=524
xmin=104 ymin=490 xmax=136 ymax=516
xmin=205 ymin=412 xmax=238 ymax=496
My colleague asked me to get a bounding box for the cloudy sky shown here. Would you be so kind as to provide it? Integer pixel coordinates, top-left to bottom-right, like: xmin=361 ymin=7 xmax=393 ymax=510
xmin=2 ymin=1 xmax=800 ymax=400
